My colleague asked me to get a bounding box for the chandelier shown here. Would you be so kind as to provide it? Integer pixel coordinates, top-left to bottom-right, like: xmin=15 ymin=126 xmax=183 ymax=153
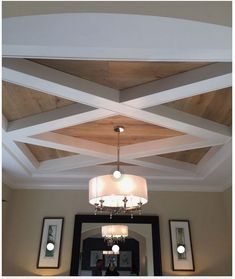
xmin=102 ymin=225 xmax=128 ymax=246
xmin=89 ymin=126 xmax=148 ymax=218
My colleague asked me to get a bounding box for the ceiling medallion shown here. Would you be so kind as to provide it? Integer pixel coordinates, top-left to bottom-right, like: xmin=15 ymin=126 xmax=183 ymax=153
xmin=89 ymin=126 xmax=148 ymax=218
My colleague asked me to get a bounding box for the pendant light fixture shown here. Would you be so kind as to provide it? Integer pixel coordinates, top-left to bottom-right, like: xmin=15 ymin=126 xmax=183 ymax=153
xmin=102 ymin=224 xmax=128 ymax=246
xmin=89 ymin=126 xmax=148 ymax=218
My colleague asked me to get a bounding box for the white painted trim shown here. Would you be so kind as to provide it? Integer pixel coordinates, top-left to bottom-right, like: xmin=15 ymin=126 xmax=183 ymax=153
xmin=15 ymin=134 xmax=199 ymax=175
xmin=38 ymin=155 xmax=113 ymax=173
xmin=8 ymin=180 xmax=224 ymax=192
xmin=3 ymin=117 xmax=39 ymax=172
xmin=7 ymin=105 xmax=115 ymax=138
xmin=196 ymin=140 xmax=232 ymax=178
xmin=2 ymin=13 xmax=232 ymax=61
xmin=3 ymin=59 xmax=231 ymax=142
xmin=123 ymin=157 xmax=197 ymax=176
xmin=121 ymin=62 xmax=232 ymax=107
xmin=120 ymin=135 xmax=224 ymax=159
xmin=2 ymin=145 xmax=32 ymax=177
xmin=145 ymin=105 xmax=231 ymax=141
xmin=18 ymin=132 xmax=116 ymax=159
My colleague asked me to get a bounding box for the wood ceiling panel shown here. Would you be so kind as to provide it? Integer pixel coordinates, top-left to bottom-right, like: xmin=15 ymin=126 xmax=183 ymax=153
xmin=165 ymin=87 xmax=232 ymax=126
xmin=2 ymin=81 xmax=75 ymax=121
xmin=30 ymin=59 xmax=210 ymax=90
xmin=26 ymin=144 xmax=77 ymax=162
xmin=54 ymin=115 xmax=184 ymax=146
xmin=159 ymin=147 xmax=211 ymax=164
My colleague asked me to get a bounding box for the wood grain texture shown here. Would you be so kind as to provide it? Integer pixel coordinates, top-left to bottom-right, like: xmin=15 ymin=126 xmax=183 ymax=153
xmin=54 ymin=115 xmax=184 ymax=146
xmin=30 ymin=59 xmax=210 ymax=90
xmin=165 ymin=87 xmax=232 ymax=126
xmin=2 ymin=81 xmax=74 ymax=121
xmin=26 ymin=144 xmax=77 ymax=162
xmin=159 ymin=147 xmax=211 ymax=164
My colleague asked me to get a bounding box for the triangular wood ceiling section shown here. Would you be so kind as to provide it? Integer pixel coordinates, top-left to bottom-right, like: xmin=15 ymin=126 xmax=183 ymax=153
xmin=30 ymin=59 xmax=211 ymax=90
xmin=158 ymin=147 xmax=212 ymax=165
xmin=165 ymin=87 xmax=232 ymax=126
xmin=26 ymin=144 xmax=77 ymax=162
xmin=2 ymin=81 xmax=75 ymax=121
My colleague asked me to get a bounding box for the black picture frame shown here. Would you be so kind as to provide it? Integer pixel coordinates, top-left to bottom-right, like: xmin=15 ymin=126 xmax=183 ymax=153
xmin=70 ymin=214 xmax=162 ymax=276
xmin=169 ymin=220 xmax=195 ymax=271
xmin=37 ymin=217 xmax=64 ymax=269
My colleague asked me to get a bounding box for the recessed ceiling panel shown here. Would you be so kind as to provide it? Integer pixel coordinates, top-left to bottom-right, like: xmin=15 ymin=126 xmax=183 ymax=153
xmin=165 ymin=87 xmax=232 ymax=126
xmin=158 ymin=147 xmax=212 ymax=164
xmin=26 ymin=144 xmax=77 ymax=162
xmin=3 ymin=81 xmax=75 ymax=121
xmin=30 ymin=59 xmax=210 ymax=90
xmin=54 ymin=115 xmax=184 ymax=146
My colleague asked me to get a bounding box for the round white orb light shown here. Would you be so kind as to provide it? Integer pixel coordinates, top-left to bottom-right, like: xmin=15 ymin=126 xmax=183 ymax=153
xmin=113 ymin=170 xmax=122 ymax=179
xmin=112 ymin=245 xmax=120 ymax=253
xmin=177 ymin=245 xmax=185 ymax=254
xmin=46 ymin=242 xmax=55 ymax=251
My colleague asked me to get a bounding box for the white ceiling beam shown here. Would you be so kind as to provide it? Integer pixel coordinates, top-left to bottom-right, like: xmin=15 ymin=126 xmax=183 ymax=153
xmin=37 ymin=155 xmax=113 ymax=173
xmin=120 ymin=135 xmax=223 ymax=159
xmin=2 ymin=140 xmax=38 ymax=174
xmin=7 ymin=105 xmax=115 ymax=138
xmin=16 ymin=133 xmax=196 ymax=175
xmin=196 ymin=140 xmax=232 ymax=178
xmin=2 ymin=116 xmax=39 ymax=172
xmin=121 ymin=62 xmax=232 ymax=108
xmin=2 ymin=13 xmax=231 ymax=61
xmin=13 ymin=132 xmax=225 ymax=176
xmin=123 ymin=157 xmax=197 ymax=176
xmin=3 ymin=59 xmax=231 ymax=142
xmin=3 ymin=145 xmax=32 ymax=177
xmin=33 ymin=165 xmax=201 ymax=181
xmin=145 ymin=105 xmax=231 ymax=142
xmin=2 ymin=58 xmax=120 ymax=102
xmin=17 ymin=132 xmax=116 ymax=159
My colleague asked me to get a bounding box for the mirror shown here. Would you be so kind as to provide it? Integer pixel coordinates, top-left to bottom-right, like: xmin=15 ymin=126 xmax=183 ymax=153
xmin=70 ymin=215 xmax=162 ymax=276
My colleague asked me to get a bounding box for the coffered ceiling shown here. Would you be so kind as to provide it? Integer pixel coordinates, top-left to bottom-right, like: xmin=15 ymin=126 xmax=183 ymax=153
xmin=2 ymin=12 xmax=232 ymax=192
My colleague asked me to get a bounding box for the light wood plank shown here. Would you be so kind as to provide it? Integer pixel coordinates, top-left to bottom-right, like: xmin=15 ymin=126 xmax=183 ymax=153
xmin=26 ymin=144 xmax=77 ymax=162
xmin=159 ymin=147 xmax=211 ymax=165
xmin=121 ymin=62 xmax=232 ymax=108
xmin=165 ymin=87 xmax=232 ymax=126
xmin=54 ymin=115 xmax=183 ymax=146
xmin=3 ymin=81 xmax=74 ymax=121
xmin=31 ymin=59 xmax=210 ymax=90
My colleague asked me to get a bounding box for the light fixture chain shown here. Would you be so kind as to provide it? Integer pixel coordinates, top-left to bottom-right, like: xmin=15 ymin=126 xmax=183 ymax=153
xmin=117 ymin=131 xmax=120 ymax=171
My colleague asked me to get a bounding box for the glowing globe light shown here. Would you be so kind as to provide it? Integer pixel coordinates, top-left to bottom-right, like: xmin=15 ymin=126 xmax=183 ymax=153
xmin=46 ymin=242 xmax=55 ymax=251
xmin=112 ymin=245 xmax=120 ymax=253
xmin=177 ymin=245 xmax=185 ymax=254
xmin=113 ymin=170 xmax=122 ymax=179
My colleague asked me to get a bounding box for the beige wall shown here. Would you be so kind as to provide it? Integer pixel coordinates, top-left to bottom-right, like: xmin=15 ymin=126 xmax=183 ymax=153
xmin=2 ymin=1 xmax=232 ymax=26
xmin=223 ymin=187 xmax=232 ymax=273
xmin=2 ymin=185 xmax=232 ymax=276
xmin=2 ymin=184 xmax=12 ymax=274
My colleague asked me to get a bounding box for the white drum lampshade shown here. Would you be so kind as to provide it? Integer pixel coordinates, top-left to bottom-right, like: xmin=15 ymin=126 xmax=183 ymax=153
xmin=102 ymin=225 xmax=128 ymax=238
xmin=89 ymin=174 xmax=148 ymax=208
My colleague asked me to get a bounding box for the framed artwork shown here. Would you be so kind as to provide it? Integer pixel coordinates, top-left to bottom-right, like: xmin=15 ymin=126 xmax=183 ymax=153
xmin=90 ymin=251 xmax=103 ymax=267
xmin=119 ymin=251 xmax=132 ymax=267
xmin=37 ymin=217 xmax=64 ymax=268
xmin=169 ymin=220 xmax=195 ymax=271
xmin=105 ymin=254 xmax=118 ymax=267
